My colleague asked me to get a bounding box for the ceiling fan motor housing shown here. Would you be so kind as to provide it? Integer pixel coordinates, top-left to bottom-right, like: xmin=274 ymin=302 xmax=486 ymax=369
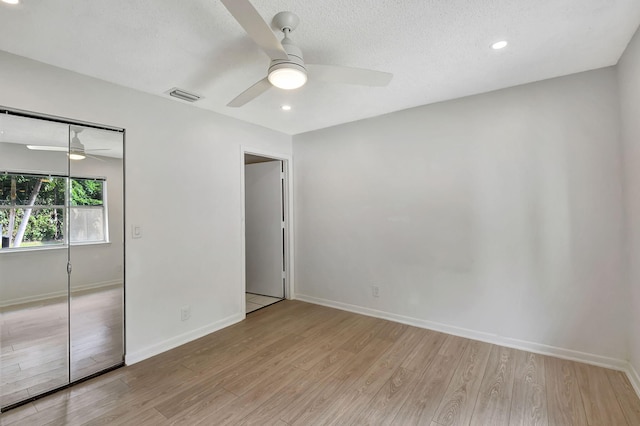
xmin=268 ymin=35 xmax=306 ymax=74
xmin=267 ymin=34 xmax=307 ymax=89
xmin=268 ymin=11 xmax=306 ymax=87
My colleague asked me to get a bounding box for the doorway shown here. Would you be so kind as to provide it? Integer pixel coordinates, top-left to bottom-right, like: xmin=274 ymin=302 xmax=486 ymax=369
xmin=243 ymin=152 xmax=289 ymax=314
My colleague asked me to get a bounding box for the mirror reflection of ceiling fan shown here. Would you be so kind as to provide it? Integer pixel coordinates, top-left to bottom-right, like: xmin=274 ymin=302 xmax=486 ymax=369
xmin=26 ymin=127 xmax=110 ymax=161
xmin=220 ymin=0 xmax=393 ymax=107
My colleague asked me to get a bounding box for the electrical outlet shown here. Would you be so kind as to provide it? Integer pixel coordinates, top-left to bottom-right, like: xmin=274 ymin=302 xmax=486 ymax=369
xmin=372 ymin=286 xmax=379 ymax=298
xmin=180 ymin=306 xmax=191 ymax=321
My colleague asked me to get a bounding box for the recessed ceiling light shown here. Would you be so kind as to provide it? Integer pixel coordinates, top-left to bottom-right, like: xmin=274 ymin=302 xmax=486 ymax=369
xmin=491 ymin=40 xmax=508 ymax=50
xmin=2 ymin=0 xmax=20 ymax=4
xmin=281 ymin=105 xmax=292 ymax=111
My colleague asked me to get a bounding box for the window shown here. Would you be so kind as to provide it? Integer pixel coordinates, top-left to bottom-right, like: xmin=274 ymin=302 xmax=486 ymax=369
xmin=0 ymin=172 xmax=107 ymax=249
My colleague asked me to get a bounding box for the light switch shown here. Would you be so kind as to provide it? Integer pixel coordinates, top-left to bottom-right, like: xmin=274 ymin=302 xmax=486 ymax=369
xmin=132 ymin=225 xmax=142 ymax=239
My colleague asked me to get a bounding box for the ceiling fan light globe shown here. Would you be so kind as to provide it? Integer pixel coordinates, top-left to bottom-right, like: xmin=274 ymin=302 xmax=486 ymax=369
xmin=68 ymin=152 xmax=86 ymax=161
xmin=268 ymin=66 xmax=307 ymax=90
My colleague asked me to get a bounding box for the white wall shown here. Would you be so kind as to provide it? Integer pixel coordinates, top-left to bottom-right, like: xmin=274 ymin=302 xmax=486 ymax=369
xmin=294 ymin=67 xmax=627 ymax=362
xmin=0 ymin=50 xmax=291 ymax=362
xmin=619 ymin=27 xmax=640 ymax=380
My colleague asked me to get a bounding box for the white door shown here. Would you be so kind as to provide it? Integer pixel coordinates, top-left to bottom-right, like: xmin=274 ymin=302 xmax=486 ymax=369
xmin=245 ymin=161 xmax=284 ymax=298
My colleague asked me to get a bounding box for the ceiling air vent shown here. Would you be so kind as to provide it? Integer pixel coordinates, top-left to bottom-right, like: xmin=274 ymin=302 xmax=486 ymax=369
xmin=167 ymin=88 xmax=202 ymax=103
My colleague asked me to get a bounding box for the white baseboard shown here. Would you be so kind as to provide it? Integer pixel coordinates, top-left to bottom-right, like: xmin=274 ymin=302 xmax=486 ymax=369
xmin=295 ymin=294 xmax=629 ymax=372
xmin=628 ymin=362 xmax=640 ymax=399
xmin=124 ymin=312 xmax=244 ymax=365
xmin=0 ymin=280 xmax=123 ymax=308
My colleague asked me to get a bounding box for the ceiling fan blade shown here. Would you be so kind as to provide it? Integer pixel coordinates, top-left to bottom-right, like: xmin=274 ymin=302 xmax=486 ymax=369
xmin=220 ymin=0 xmax=289 ymax=61
xmin=87 ymin=154 xmax=106 ymax=162
xmin=227 ymin=77 xmax=272 ymax=107
xmin=26 ymin=145 xmax=68 ymax=152
xmin=307 ymin=64 xmax=393 ymax=87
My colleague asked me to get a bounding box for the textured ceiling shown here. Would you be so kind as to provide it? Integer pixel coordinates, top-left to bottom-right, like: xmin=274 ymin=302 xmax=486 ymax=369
xmin=0 ymin=0 xmax=639 ymax=135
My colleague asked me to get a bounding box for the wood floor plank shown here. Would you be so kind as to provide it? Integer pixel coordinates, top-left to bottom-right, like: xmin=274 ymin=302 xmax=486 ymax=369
xmin=119 ymin=363 xmax=198 ymax=393
xmin=606 ymin=369 xmax=640 ymax=425
xmin=281 ymin=337 xmax=394 ymax=425
xmin=400 ymin=329 xmax=448 ymax=373
xmin=79 ymin=367 xmax=200 ymax=423
xmin=236 ymin=350 xmax=354 ymax=426
xmin=392 ymin=334 xmax=469 ymax=425
xmin=288 ymin=315 xmax=381 ymax=371
xmin=105 ymin=408 xmax=169 ymax=426
xmin=119 ymin=335 xmax=284 ymax=420
xmin=220 ymin=334 xmax=307 ymax=396
xmin=83 ymin=407 xmax=170 ymax=426
xmin=574 ymin=362 xmax=628 ymax=425
xmin=353 ymin=329 xmax=449 ymax=425
xmin=307 ymin=326 xmax=426 ymax=425
xmin=338 ymin=318 xmax=386 ymax=354
xmin=179 ymin=340 xmax=257 ymax=375
xmin=351 ymin=366 xmax=419 ymax=425
xmin=2 ymin=300 xmax=640 ymax=426
xmin=432 ymin=340 xmax=492 ymax=426
xmin=509 ymin=351 xmax=548 ymax=426
xmin=299 ymin=308 xmax=351 ymax=339
xmin=192 ymin=361 xmax=309 ymax=426
xmin=375 ymin=320 xmax=410 ymax=342
xmin=153 ymin=380 xmax=236 ymax=420
xmin=544 ymin=356 xmax=588 ymax=426
xmin=265 ymin=305 xmax=340 ymax=338
xmin=469 ymin=345 xmax=517 ymax=426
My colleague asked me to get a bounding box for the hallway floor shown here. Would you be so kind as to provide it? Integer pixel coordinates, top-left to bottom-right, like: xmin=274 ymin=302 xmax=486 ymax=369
xmin=245 ymin=293 xmax=282 ymax=313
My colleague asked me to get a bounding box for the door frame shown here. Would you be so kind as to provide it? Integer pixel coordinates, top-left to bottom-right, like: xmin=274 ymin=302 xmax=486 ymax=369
xmin=240 ymin=146 xmax=294 ymax=314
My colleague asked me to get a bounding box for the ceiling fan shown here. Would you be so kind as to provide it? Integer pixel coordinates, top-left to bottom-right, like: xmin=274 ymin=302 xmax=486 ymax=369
xmin=26 ymin=127 xmax=109 ymax=161
xmin=220 ymin=0 xmax=393 ymax=107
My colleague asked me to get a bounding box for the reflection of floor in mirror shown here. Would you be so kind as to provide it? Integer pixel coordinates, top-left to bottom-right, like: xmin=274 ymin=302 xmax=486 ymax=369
xmin=0 ymin=286 xmax=123 ymax=408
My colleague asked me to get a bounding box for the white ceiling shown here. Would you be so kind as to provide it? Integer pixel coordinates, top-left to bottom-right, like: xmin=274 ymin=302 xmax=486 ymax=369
xmin=0 ymin=0 xmax=639 ymax=135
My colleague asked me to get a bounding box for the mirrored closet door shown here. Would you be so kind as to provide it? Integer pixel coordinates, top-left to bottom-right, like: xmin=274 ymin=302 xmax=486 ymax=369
xmin=0 ymin=110 xmax=124 ymax=410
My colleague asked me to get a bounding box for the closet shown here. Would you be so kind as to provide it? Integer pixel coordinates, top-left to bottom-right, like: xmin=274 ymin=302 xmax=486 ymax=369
xmin=0 ymin=109 xmax=125 ymax=410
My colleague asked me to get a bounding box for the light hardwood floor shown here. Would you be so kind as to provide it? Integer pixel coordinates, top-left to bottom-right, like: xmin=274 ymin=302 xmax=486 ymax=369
xmin=1 ymin=300 xmax=639 ymax=425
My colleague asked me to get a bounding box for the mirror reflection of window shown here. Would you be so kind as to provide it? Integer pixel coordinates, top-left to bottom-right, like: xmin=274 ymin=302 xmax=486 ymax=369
xmin=0 ymin=173 xmax=108 ymax=249
xmin=70 ymin=177 xmax=107 ymax=244
xmin=1 ymin=173 xmax=65 ymax=248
